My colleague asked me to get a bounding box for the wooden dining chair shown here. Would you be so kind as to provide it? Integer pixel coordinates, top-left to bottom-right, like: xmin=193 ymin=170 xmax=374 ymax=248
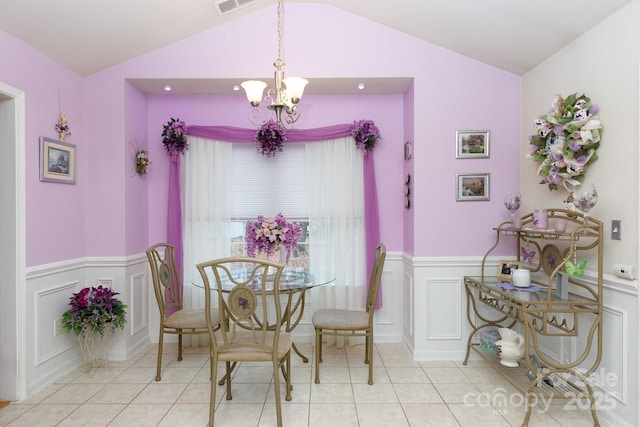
xmin=146 ymin=242 xmax=219 ymax=381
xmin=312 ymin=243 xmax=386 ymax=385
xmin=196 ymin=257 xmax=293 ymax=427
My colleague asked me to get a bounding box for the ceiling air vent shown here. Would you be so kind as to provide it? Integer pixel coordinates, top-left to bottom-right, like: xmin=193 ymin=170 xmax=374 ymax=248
xmin=215 ymin=0 xmax=257 ymax=15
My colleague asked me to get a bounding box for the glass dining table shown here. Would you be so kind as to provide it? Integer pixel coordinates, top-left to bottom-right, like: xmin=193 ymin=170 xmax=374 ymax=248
xmin=192 ymin=267 xmax=334 ymax=362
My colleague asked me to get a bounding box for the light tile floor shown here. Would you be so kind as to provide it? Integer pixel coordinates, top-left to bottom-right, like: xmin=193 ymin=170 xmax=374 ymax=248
xmin=0 ymin=343 xmax=597 ymax=426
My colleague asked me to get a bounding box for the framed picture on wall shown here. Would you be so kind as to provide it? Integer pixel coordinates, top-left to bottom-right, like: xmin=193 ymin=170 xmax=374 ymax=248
xmin=40 ymin=137 xmax=76 ymax=184
xmin=456 ymin=130 xmax=490 ymax=158
xmin=456 ymin=173 xmax=489 ymax=201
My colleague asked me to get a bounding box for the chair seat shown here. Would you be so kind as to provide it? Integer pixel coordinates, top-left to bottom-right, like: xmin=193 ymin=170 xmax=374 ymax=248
xmin=312 ymin=308 xmax=369 ymax=330
xmin=164 ymin=308 xmax=219 ymax=330
xmin=217 ymin=331 xmax=292 ymax=362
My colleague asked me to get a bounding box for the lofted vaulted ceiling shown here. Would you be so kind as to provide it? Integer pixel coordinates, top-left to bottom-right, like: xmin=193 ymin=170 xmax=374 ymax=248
xmin=0 ymin=0 xmax=633 ymax=79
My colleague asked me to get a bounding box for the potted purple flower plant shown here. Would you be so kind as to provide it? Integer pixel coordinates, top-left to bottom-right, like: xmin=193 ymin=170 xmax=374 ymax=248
xmin=62 ymin=285 xmax=127 ymax=374
xmin=62 ymin=285 xmax=127 ymax=337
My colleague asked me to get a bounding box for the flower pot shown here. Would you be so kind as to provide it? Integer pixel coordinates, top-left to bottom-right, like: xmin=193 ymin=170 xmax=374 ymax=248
xmin=78 ymin=326 xmax=114 ymax=376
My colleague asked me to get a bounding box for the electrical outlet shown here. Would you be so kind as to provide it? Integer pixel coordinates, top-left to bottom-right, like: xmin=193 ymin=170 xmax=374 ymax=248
xmin=613 ymin=264 xmax=634 ymax=280
xmin=54 ymin=317 xmax=63 ymax=336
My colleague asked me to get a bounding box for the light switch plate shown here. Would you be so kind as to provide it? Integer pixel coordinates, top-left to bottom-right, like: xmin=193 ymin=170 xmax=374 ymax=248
xmin=612 ymin=220 xmax=621 ymax=240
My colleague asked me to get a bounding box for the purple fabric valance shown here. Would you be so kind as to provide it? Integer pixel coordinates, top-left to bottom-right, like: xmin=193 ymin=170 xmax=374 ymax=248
xmin=187 ymin=124 xmax=353 ymax=143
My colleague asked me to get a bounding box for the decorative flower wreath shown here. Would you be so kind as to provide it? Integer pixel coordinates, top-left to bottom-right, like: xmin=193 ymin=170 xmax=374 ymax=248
xmin=528 ymin=93 xmax=602 ymax=191
xmin=136 ymin=149 xmax=150 ymax=175
xmin=255 ymin=120 xmax=287 ymax=157
xmin=351 ymin=119 xmax=381 ymax=152
xmin=245 ymin=213 xmax=302 ymax=263
xmin=161 ymin=118 xmax=189 ymax=161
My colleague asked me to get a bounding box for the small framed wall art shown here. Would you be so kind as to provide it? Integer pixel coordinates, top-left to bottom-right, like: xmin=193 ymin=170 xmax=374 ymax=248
xmin=40 ymin=137 xmax=76 ymax=184
xmin=497 ymin=260 xmax=522 ymax=282
xmin=456 ymin=173 xmax=489 ymax=201
xmin=456 ymin=130 xmax=490 ymax=159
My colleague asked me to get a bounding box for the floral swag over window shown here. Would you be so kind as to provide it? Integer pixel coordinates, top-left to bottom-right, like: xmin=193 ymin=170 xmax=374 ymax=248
xmin=351 ymin=119 xmax=381 ymax=152
xmin=527 ymin=93 xmax=602 ymax=192
xmin=162 ymin=117 xmax=189 ymax=161
xmin=253 ymin=119 xmax=381 ymax=157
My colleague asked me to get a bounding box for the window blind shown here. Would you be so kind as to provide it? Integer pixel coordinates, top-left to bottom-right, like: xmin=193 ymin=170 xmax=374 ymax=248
xmin=230 ymin=143 xmax=308 ymax=219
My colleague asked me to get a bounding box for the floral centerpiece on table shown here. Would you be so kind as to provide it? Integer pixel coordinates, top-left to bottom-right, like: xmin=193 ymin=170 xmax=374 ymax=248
xmin=161 ymin=117 xmax=189 ymax=161
xmin=254 ymin=120 xmax=287 ymax=157
xmin=351 ymin=119 xmax=381 ymax=152
xmin=135 ymin=149 xmax=150 ymax=175
xmin=245 ymin=213 xmax=302 ymax=263
xmin=62 ymin=285 xmax=127 ymax=337
xmin=528 ymin=93 xmax=602 ymax=191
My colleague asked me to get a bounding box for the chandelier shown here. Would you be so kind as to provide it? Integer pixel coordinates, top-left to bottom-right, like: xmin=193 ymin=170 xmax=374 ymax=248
xmin=241 ymin=0 xmax=308 ymax=128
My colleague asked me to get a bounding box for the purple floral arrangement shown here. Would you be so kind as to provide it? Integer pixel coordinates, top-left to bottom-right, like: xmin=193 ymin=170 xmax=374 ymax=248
xmin=254 ymin=120 xmax=287 ymax=157
xmin=528 ymin=93 xmax=602 ymax=191
xmin=245 ymin=213 xmax=302 ymax=263
xmin=162 ymin=117 xmax=189 ymax=161
xmin=351 ymin=119 xmax=381 ymax=152
xmin=62 ymin=285 xmax=127 ymax=337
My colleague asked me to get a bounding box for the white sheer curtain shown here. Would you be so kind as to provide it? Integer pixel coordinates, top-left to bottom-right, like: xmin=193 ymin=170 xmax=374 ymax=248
xmin=182 ymin=136 xmax=233 ymax=304
xmin=307 ymin=137 xmax=366 ymax=318
xmin=180 ymin=135 xmax=366 ymax=337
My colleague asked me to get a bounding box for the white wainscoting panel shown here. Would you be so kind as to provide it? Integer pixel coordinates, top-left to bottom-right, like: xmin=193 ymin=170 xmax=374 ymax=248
xmin=426 ymin=279 xmax=462 ymax=340
xmin=34 ymin=281 xmax=78 ymax=366
xmin=403 ymin=269 xmax=414 ymax=342
xmin=375 ymin=270 xmax=394 ymax=326
xmin=130 ymin=272 xmax=147 ymax=336
xmin=598 ymin=306 xmax=626 ymax=403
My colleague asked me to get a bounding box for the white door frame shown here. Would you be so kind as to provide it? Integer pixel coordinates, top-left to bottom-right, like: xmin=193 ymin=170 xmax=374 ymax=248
xmin=0 ymin=81 xmax=27 ymax=401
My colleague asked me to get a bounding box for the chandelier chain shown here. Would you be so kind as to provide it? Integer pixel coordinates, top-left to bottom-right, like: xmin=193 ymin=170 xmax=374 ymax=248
xmin=277 ymin=0 xmax=283 ymax=61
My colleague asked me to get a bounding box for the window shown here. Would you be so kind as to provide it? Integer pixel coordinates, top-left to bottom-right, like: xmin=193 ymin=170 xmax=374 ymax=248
xmin=229 ymin=143 xmax=310 ymax=267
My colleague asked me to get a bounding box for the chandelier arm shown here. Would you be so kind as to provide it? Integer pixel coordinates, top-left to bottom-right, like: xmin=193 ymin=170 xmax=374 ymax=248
xmin=248 ymin=108 xmax=269 ymax=127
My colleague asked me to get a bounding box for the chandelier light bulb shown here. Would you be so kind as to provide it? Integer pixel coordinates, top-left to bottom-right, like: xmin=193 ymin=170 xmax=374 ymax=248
xmin=283 ymin=77 xmax=308 ymax=104
xmin=241 ymin=80 xmax=268 ymax=107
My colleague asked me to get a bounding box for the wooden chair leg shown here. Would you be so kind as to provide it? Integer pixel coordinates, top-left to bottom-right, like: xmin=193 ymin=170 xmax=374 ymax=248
xmin=208 ymin=355 xmax=217 ymax=427
xmin=368 ymin=332 xmax=374 ymax=385
xmin=273 ymin=359 xmax=283 ymax=427
xmin=156 ymin=328 xmax=164 ymax=381
xmin=314 ymin=328 xmax=321 ymax=384
xmin=284 ymin=352 xmax=292 ymax=401
xmin=218 ymin=361 xmax=236 ymax=386
xmin=364 ymin=334 xmax=370 ymax=364
xmin=225 ymin=362 xmax=233 ymax=400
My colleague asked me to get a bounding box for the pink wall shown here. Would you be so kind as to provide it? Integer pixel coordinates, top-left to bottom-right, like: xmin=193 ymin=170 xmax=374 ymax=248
xmin=0 ymin=31 xmax=86 ymax=266
xmin=1 ymin=2 xmax=521 ymax=265
xmin=124 ymin=83 xmax=150 ymax=254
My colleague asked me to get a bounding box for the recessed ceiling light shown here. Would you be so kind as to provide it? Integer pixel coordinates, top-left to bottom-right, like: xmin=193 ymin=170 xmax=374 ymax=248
xmin=163 ymin=84 xmax=172 ymax=92
xmin=357 ymin=83 xmax=366 ymax=91
xmin=232 ymin=85 xmax=240 ymax=92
